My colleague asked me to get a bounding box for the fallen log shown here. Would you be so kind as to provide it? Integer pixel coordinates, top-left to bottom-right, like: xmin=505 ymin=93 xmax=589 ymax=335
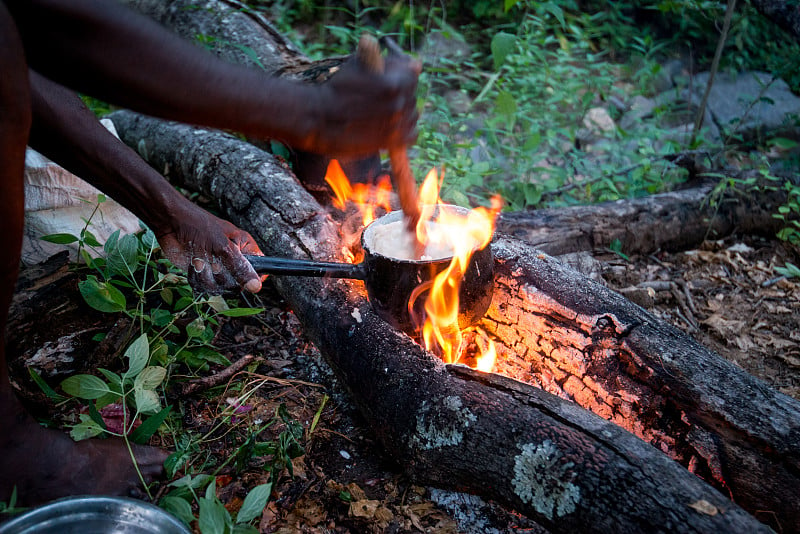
xmin=496 ymin=174 xmax=791 ymax=256
xmin=110 ymin=109 xmax=800 ymax=533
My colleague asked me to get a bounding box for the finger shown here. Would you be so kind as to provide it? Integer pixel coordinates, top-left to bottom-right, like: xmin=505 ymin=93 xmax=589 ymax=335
xmin=379 ymin=35 xmax=405 ymax=57
xmin=380 ymin=36 xmax=423 ymax=75
xmin=228 ymin=253 xmax=261 ymax=293
xmin=188 ymin=256 xmax=220 ymax=294
xmin=232 ymin=232 xmax=262 ymax=255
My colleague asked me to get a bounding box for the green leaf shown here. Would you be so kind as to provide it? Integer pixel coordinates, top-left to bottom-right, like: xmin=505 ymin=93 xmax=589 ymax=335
xmin=776 ymin=261 xmax=800 ymax=278
xmin=28 ymin=368 xmax=67 ymax=402
xmin=164 ymin=449 xmax=192 ymax=479
xmin=523 ymin=131 xmax=543 ymax=152
xmin=232 ymin=524 xmax=259 ymax=534
xmin=150 ymin=340 xmax=171 ymax=366
xmin=141 ymin=228 xmax=158 ymax=251
xmin=61 ymin=374 xmax=111 ymax=400
xmin=81 ymin=229 xmax=101 ymax=247
xmin=106 ymin=233 xmax=140 ymax=277
xmin=198 ymin=497 xmax=231 ymax=534
xmin=491 ymin=32 xmax=516 ymax=71
xmin=124 ymin=334 xmax=150 ymax=379
xmin=205 ymin=478 xmax=217 ymax=501
xmin=185 ymin=317 xmax=206 ymax=339
xmin=175 ymin=296 xmax=194 ymax=311
xmin=168 ymin=473 xmax=214 ymax=491
xmin=97 ymin=368 xmax=122 ymax=390
xmin=494 ymin=90 xmax=517 ymax=118
xmin=204 ymin=295 xmax=229 ymax=312
xmin=87 ymin=402 xmax=109 ymax=431
xmin=134 ymin=366 xmax=167 ymax=391
xmin=159 ymin=496 xmax=194 ymax=526
xmin=40 ymin=233 xmax=79 ymax=245
xmin=198 ymin=348 xmax=232 ymax=366
xmin=150 ymin=308 xmax=173 ymax=327
xmin=135 ymin=388 xmax=161 ymax=414
xmin=79 ymin=275 xmax=127 ymax=313
xmin=69 ymin=414 xmax=106 ymax=441
xmin=160 ymin=288 xmax=174 ymax=306
xmin=236 ymin=483 xmax=273 ymax=524
xmin=131 ymin=405 xmax=172 ymax=444
xmin=542 ymin=2 xmax=566 ymax=30
xmin=504 ymin=0 xmax=522 ymax=11
xmin=103 ymin=229 xmax=121 ymax=254
xmin=216 ymin=307 xmax=264 ymax=317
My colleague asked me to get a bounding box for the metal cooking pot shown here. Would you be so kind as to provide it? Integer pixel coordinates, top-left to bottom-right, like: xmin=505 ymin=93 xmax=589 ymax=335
xmin=246 ymin=205 xmax=494 ymax=333
xmin=0 ymin=496 xmax=190 ymax=534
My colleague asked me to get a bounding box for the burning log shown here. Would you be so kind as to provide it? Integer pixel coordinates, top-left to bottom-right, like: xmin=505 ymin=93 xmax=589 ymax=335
xmin=109 ymin=109 xmax=799 ymax=533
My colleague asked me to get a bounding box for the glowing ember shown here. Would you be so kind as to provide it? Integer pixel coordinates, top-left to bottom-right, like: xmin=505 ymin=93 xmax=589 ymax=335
xmin=325 ymin=160 xmax=501 ymax=372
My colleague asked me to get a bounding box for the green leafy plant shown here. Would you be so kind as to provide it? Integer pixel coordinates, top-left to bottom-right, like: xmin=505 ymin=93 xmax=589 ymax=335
xmin=41 ymin=206 xmax=264 ymax=501
xmin=158 ymin=401 xmax=306 ymax=533
xmin=161 ymin=475 xmax=272 ymax=534
xmin=0 ymin=487 xmax=26 ymax=517
xmin=775 ymin=261 xmax=800 ymax=279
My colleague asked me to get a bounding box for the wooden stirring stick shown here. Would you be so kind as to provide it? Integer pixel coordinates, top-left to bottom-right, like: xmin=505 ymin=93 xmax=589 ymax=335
xmin=356 ymin=34 xmax=423 ymax=239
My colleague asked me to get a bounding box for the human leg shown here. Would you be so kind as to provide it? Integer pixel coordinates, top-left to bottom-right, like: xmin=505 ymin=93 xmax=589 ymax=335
xmin=0 ymin=3 xmax=165 ymax=505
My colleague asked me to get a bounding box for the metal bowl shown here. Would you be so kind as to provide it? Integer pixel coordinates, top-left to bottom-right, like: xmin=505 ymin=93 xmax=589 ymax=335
xmin=0 ymin=496 xmax=190 ymax=534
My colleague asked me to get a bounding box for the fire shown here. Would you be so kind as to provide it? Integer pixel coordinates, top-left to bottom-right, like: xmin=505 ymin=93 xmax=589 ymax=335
xmin=416 ymin=169 xmax=501 ymax=370
xmin=325 ymin=159 xmax=501 ymax=372
xmin=325 ymin=159 xmax=392 ymax=227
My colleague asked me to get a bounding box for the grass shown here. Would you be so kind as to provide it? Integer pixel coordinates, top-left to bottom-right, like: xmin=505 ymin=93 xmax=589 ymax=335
xmin=252 ymin=1 xmax=800 ymax=266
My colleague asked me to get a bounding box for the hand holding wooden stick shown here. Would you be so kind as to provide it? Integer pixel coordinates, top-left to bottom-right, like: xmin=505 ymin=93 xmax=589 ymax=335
xmin=356 ymin=34 xmax=423 ymax=239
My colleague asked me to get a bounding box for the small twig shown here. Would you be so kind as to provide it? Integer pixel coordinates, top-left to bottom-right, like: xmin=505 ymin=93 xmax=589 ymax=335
xmin=177 ymin=354 xmax=257 ymax=396
xmin=691 ymin=0 xmax=737 ymax=146
xmin=670 ymin=283 xmax=699 ymax=331
xmin=673 ymin=306 xmax=699 ymax=334
xmin=314 ymin=428 xmax=355 ymax=442
xmin=638 ymin=280 xmax=673 ymax=292
xmin=676 ymin=279 xmax=699 ymax=317
xmin=761 ymin=275 xmax=787 ymax=288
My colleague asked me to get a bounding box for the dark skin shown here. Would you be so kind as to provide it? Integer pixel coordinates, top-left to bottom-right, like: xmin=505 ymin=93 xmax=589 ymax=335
xmin=1 ymin=0 xmax=420 ymax=505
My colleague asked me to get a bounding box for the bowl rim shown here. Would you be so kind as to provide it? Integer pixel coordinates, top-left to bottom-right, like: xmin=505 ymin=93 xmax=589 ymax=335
xmin=0 ymin=495 xmax=190 ymax=534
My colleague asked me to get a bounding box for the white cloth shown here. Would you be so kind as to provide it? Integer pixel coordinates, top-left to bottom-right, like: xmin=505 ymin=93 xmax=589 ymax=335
xmin=21 ymin=118 xmax=141 ymax=265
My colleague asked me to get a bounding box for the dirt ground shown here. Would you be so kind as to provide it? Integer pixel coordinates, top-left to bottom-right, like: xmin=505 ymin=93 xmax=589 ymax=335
xmin=6 ymin=229 xmax=799 ymax=533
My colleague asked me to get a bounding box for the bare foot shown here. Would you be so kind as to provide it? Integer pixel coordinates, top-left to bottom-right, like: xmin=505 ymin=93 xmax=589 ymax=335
xmin=0 ymin=390 xmax=167 ymax=506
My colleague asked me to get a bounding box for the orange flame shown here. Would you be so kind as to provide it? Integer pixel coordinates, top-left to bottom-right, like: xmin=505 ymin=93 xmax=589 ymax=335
xmin=326 ymin=160 xmax=501 ymax=372
xmin=325 ymin=159 xmax=392 ymax=227
xmin=417 ymin=169 xmax=501 ymax=369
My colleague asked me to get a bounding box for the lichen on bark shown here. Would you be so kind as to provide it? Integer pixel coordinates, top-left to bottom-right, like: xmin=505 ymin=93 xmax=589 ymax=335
xmin=512 ymin=440 xmax=581 ymax=520
xmin=410 ymin=395 xmax=477 ymax=450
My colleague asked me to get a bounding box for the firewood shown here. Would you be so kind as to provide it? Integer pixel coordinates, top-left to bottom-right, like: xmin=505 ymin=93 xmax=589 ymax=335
xmin=109 ymin=110 xmax=797 ymax=533
xmin=100 ymin=2 xmax=800 ymax=530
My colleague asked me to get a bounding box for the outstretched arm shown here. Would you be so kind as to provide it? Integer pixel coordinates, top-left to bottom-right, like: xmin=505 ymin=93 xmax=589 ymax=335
xmin=28 ymin=69 xmax=262 ymax=294
xmin=6 ymin=0 xmax=420 ymax=158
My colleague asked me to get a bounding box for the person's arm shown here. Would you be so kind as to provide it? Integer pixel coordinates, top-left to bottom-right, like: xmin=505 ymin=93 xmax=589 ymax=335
xmin=28 ymin=69 xmax=262 ymax=294
xmin=6 ymin=0 xmax=420 ymax=158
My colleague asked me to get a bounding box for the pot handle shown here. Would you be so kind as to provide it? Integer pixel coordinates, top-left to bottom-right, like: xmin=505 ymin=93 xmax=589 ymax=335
xmin=244 ymin=255 xmax=366 ymax=280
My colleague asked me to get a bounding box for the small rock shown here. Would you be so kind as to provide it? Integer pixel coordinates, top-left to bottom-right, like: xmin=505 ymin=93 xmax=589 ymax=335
xmin=582 ymin=107 xmax=616 ymax=134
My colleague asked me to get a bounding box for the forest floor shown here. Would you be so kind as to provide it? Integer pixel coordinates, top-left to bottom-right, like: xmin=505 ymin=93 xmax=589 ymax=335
xmin=10 ymin=228 xmax=794 ymax=533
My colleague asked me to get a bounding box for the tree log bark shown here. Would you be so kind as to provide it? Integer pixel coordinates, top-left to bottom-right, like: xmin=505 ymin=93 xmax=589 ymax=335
xmin=496 ymin=175 xmax=790 ymax=256
xmin=109 ymin=110 xmax=800 ymax=533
